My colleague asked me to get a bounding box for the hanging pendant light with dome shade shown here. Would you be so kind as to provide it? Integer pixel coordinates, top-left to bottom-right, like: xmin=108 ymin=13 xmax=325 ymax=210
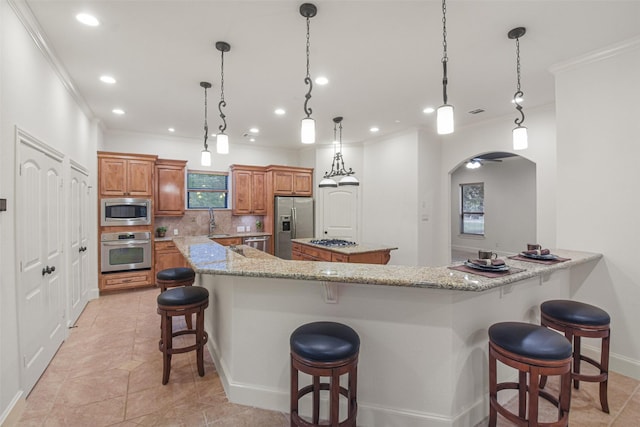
xmin=509 ymin=27 xmax=528 ymax=150
xmin=199 ymin=81 xmax=212 ymax=166
xmin=319 ymin=117 xmax=359 ymax=188
xmin=216 ymin=41 xmax=230 ymax=154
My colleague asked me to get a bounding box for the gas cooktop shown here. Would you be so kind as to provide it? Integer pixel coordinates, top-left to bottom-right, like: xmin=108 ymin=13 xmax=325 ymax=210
xmin=309 ymin=239 xmax=357 ymax=247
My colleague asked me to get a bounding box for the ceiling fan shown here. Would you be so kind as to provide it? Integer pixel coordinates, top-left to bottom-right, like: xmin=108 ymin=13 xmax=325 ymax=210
xmin=465 ymin=152 xmax=514 ymax=169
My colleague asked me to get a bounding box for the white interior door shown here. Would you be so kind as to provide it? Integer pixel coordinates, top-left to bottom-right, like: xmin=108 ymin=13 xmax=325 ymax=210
xmin=17 ymin=134 xmax=66 ymax=393
xmin=321 ymin=186 xmax=358 ymax=241
xmin=69 ymin=164 xmax=90 ymax=325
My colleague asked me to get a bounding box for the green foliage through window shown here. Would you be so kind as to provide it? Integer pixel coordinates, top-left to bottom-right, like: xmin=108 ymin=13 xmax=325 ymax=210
xmin=187 ymin=171 xmax=228 ymax=209
xmin=460 ymin=183 xmax=484 ymax=235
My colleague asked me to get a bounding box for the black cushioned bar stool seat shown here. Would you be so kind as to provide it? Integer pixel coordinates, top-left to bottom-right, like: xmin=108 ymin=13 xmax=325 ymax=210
xmin=157 ymin=267 xmax=196 ymax=328
xmin=290 ymin=321 xmax=360 ymax=427
xmin=157 ymin=286 xmax=209 ymax=385
xmin=489 ymin=322 xmax=573 ymax=427
xmin=541 ymin=300 xmax=611 ymax=413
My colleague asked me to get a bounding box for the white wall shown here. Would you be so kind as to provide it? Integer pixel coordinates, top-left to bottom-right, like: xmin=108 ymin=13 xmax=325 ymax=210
xmin=554 ymin=39 xmax=640 ymax=377
xmin=103 ymin=130 xmax=301 ymax=172
xmin=450 ymin=156 xmax=536 ymax=255
xmin=0 ymin=1 xmax=100 ymax=420
xmin=361 ymin=130 xmax=420 ymax=266
xmin=437 ymin=104 xmax=557 ymax=265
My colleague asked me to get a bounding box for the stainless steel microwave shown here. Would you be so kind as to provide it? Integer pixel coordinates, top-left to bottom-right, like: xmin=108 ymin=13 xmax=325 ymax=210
xmin=101 ymin=198 xmax=151 ymax=227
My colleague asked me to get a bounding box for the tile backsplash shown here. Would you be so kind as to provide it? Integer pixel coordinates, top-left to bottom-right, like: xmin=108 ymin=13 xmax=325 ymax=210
xmin=155 ymin=210 xmax=264 ymax=237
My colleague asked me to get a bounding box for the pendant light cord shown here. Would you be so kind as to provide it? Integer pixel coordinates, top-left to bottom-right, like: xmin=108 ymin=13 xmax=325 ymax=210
xmin=441 ymin=0 xmax=448 ymax=105
xmin=303 ymin=16 xmax=313 ymax=118
xmin=203 ymin=85 xmax=209 ymax=150
xmin=513 ymin=35 xmax=525 ymax=127
xmin=218 ymin=49 xmax=227 ymax=134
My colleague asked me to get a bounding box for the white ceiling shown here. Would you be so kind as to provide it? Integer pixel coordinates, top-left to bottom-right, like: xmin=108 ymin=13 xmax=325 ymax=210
xmin=24 ymin=0 xmax=640 ymax=149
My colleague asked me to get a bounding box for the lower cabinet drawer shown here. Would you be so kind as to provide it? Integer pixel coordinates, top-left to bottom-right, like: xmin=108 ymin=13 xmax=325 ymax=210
xmin=101 ymin=270 xmax=154 ymax=291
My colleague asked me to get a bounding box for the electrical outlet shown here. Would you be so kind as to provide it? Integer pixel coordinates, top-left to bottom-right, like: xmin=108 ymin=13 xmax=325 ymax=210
xmin=237 ymin=226 xmax=245 ymax=232
xmin=173 ymin=229 xmax=179 ymax=236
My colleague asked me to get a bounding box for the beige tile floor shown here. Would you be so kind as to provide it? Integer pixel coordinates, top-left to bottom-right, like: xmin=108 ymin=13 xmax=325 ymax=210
xmin=13 ymin=287 xmax=640 ymax=426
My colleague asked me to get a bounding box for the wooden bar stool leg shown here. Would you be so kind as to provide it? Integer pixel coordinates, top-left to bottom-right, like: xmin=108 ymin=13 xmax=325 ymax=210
xmin=161 ymin=312 xmax=172 ymax=385
xmin=573 ymin=334 xmax=581 ymax=389
xmin=518 ymin=371 xmax=527 ymax=419
xmin=600 ymin=334 xmax=610 ymax=413
xmin=290 ymin=360 xmax=298 ymax=427
xmin=349 ymin=365 xmax=358 ymax=415
xmin=330 ymin=370 xmax=340 ymax=425
xmin=528 ymin=368 xmax=540 ymax=427
xmin=560 ymin=369 xmax=571 ymax=420
xmin=196 ymin=309 xmax=205 ymax=377
xmin=489 ymin=349 xmax=497 ymax=427
xmin=312 ymin=376 xmax=320 ymax=424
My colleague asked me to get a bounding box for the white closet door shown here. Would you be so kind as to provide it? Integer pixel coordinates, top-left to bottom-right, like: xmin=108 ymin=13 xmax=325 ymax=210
xmin=69 ymin=164 xmax=90 ymax=325
xmin=321 ymin=186 xmax=358 ymax=241
xmin=18 ymin=135 xmax=65 ymax=394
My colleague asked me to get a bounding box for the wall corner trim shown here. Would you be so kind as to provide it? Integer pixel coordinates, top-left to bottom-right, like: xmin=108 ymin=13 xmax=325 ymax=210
xmin=550 ymin=35 xmax=640 ymax=75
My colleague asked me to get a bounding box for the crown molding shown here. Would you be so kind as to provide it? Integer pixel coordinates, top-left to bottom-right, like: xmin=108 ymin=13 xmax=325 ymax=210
xmin=550 ymin=35 xmax=640 ymax=74
xmin=7 ymin=0 xmax=99 ymax=126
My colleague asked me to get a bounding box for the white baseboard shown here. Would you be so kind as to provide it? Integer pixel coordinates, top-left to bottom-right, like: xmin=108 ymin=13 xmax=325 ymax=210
xmin=0 ymin=391 xmax=24 ymax=427
xmin=583 ymin=344 xmax=640 ymax=380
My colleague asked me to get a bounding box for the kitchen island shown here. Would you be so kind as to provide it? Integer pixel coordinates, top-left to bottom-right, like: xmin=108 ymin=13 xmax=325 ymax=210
xmin=174 ymin=236 xmax=602 ymax=427
xmin=291 ymin=238 xmax=397 ymax=264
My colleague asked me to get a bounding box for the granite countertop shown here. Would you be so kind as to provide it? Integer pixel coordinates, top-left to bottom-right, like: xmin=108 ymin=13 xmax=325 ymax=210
xmin=292 ymin=238 xmax=398 ymax=255
xmin=155 ymin=231 xmax=271 ymax=243
xmin=173 ymin=236 xmax=602 ymax=292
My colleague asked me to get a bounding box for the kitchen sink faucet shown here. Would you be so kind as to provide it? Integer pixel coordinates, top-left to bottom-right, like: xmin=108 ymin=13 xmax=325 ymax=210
xmin=209 ymin=207 xmax=217 ymax=236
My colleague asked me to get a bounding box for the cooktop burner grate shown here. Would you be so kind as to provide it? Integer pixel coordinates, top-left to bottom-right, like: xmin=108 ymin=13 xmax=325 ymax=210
xmin=309 ymin=239 xmax=357 ymax=247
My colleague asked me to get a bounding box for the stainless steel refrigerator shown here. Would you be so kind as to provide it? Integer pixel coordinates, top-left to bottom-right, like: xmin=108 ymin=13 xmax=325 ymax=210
xmin=274 ymin=196 xmax=314 ymax=259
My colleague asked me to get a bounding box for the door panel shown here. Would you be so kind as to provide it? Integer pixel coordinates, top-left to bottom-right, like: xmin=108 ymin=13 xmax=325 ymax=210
xmin=322 ymin=187 xmax=358 ymax=241
xmin=18 ymin=138 xmax=65 ymax=394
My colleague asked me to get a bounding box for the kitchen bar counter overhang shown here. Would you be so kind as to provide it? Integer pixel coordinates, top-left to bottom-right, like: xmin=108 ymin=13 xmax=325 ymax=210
xmin=173 ymin=236 xmax=603 ymax=426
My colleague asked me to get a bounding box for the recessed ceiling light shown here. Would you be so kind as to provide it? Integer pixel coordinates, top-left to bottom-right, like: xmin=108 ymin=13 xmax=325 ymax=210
xmin=274 ymin=108 xmax=286 ymax=115
xmin=249 ymin=138 xmax=256 ymax=142
xmin=100 ymin=75 xmax=116 ymax=84
xmin=249 ymin=127 xmax=259 ymax=133
xmin=76 ymin=13 xmax=99 ymax=26
xmin=112 ymin=108 xmax=125 ymax=115
xmin=370 ymin=127 xmax=379 ymax=133
xmin=168 ymin=128 xmax=175 ymax=132
xmin=315 ymin=76 xmax=329 ymax=85
xmin=423 ymin=107 xmax=435 ymax=114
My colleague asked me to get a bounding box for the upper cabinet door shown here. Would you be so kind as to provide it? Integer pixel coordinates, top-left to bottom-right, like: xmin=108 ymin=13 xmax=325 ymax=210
xmin=231 ymin=166 xmax=267 ymax=215
xmin=155 ymin=159 xmax=187 ymax=216
xmin=269 ymin=166 xmax=313 ymax=196
xmin=98 ymin=153 xmax=156 ymax=197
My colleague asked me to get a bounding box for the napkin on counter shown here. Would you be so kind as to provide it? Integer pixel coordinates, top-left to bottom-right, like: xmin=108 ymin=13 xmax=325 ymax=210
xmin=523 ymin=249 xmax=550 ymax=255
xmin=469 ymin=258 xmax=506 ymax=266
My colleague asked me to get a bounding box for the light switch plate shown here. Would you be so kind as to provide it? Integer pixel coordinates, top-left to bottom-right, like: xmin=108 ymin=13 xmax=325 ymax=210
xmin=237 ymin=226 xmax=245 ymax=232
xmin=173 ymin=229 xmax=179 ymax=236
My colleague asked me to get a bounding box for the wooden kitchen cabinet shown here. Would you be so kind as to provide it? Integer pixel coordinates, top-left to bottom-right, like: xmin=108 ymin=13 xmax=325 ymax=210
xmin=267 ymin=166 xmax=313 ymax=196
xmin=292 ymin=241 xmax=392 ymax=265
xmin=154 ymin=159 xmax=187 ymax=216
xmin=98 ymin=152 xmax=156 ymax=197
xmin=230 ymin=165 xmax=267 ymax=215
xmin=212 ymin=237 xmax=243 ymax=246
xmin=154 ymin=240 xmax=189 ymax=273
xmin=100 ymin=269 xmax=154 ymax=292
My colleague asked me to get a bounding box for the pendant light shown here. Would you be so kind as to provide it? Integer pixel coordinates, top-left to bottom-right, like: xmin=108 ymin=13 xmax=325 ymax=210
xmin=300 ymin=3 xmax=317 ymax=144
xmin=319 ymin=117 xmax=359 ymax=188
xmin=216 ymin=41 xmax=231 ymax=154
xmin=509 ymin=27 xmax=528 ymax=150
xmin=200 ymin=81 xmax=212 ymax=166
xmin=436 ymin=0 xmax=454 ymax=135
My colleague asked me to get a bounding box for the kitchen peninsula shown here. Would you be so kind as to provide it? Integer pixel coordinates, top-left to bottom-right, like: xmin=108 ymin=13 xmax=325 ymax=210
xmin=174 ymin=236 xmax=601 ymax=426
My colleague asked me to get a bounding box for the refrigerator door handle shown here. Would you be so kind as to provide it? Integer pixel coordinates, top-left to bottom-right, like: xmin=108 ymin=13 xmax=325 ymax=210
xmin=291 ymin=207 xmax=297 ymax=239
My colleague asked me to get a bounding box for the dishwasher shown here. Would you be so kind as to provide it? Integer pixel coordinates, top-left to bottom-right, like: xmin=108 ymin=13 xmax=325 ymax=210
xmin=243 ymin=236 xmax=269 ymax=252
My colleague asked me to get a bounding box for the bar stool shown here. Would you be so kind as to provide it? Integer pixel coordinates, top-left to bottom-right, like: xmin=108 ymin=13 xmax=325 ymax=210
xmin=290 ymin=321 xmax=360 ymax=427
xmin=157 ymin=267 xmax=196 ymax=328
xmin=489 ymin=322 xmax=573 ymax=427
xmin=157 ymin=286 xmax=209 ymax=385
xmin=540 ymin=300 xmax=611 ymax=413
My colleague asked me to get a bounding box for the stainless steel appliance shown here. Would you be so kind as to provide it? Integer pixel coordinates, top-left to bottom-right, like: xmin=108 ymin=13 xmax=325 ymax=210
xmin=243 ymin=236 xmax=269 ymax=252
xmin=100 ymin=231 xmax=152 ymax=273
xmin=101 ymin=198 xmax=152 ymax=227
xmin=274 ymin=196 xmax=314 ymax=259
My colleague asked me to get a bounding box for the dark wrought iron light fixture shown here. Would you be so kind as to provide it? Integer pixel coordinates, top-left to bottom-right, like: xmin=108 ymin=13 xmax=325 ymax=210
xmin=509 ymin=27 xmax=528 ymax=150
xmin=436 ymin=0 xmax=454 ymax=135
xmin=300 ymin=3 xmax=317 ymax=144
xmin=216 ymin=41 xmax=231 ymax=154
xmin=319 ymin=117 xmax=359 ymax=188
xmin=200 ymin=81 xmax=212 ymax=166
